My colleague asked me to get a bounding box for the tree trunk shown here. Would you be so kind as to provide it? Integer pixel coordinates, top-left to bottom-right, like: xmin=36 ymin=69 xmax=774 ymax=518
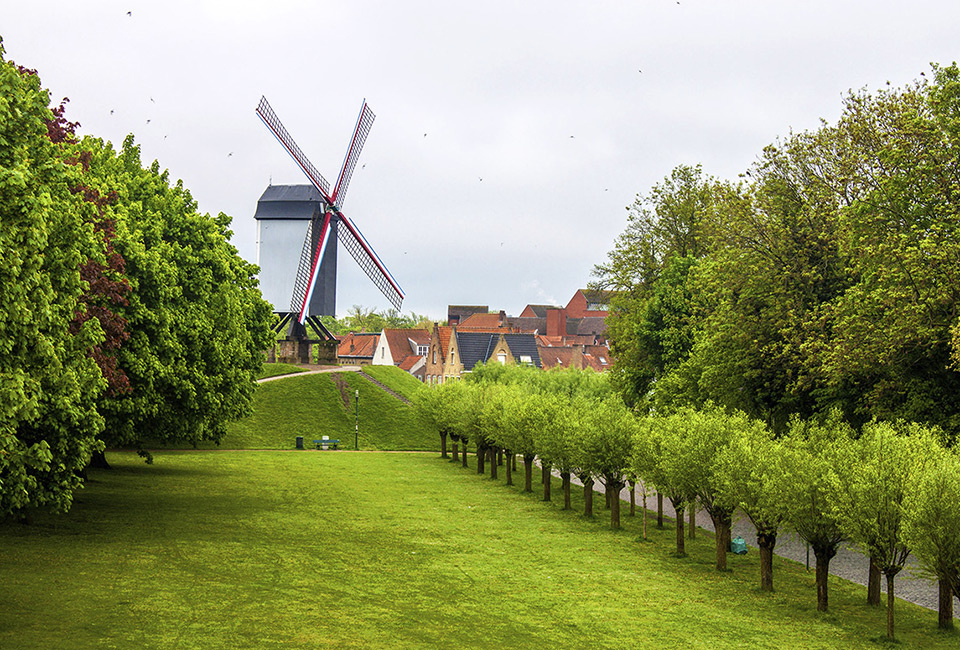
xmin=711 ymin=513 xmax=728 ymax=571
xmin=689 ymin=503 xmax=696 ymax=539
xmin=89 ymin=449 xmax=111 ymax=470
xmin=813 ymin=545 xmax=835 ymax=612
xmin=629 ymin=480 xmax=636 ymax=516
xmin=512 ymin=454 xmax=517 ymax=472
xmin=505 ymin=450 xmax=513 ymax=486
xmin=867 ymin=555 xmax=882 ymax=606
xmin=523 ymin=456 xmax=534 ymax=492
xmin=561 ymin=472 xmax=571 ymax=510
xmin=497 ymin=448 xmax=503 ymax=466
xmin=938 ymin=579 xmax=954 ymax=630
xmin=642 ymin=491 xmax=648 ymax=540
xmin=886 ymin=572 xmax=896 ymax=640
xmin=489 ymin=448 xmax=498 ymax=480
xmin=476 ymin=444 xmax=485 ymax=474
xmin=542 ymin=462 xmax=549 ymax=485
xmin=675 ymin=505 xmax=686 ymax=555
xmin=451 ymin=441 xmax=459 ymax=462
xmin=543 ymin=466 xmax=552 ymax=502
xmin=462 ymin=443 xmax=469 ymax=467
xmin=583 ymin=478 xmax=594 ymax=517
xmin=657 ymin=493 xmax=664 ymax=529
xmin=605 ymin=484 xmax=611 ymax=509
xmin=440 ymin=432 xmax=448 ymax=458
xmin=609 ymin=480 xmax=623 ymax=529
xmin=757 ymin=529 xmax=777 ymax=592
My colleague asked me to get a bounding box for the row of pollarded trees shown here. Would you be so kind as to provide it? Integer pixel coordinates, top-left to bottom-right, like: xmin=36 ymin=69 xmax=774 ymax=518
xmin=0 ymin=47 xmax=273 ymax=519
xmin=416 ymin=364 xmax=960 ymax=640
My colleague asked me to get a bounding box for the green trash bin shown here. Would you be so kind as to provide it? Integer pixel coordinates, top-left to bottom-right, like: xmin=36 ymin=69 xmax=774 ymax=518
xmin=730 ymin=536 xmax=748 ymax=555
xmin=295 ymin=436 xmax=304 ymax=450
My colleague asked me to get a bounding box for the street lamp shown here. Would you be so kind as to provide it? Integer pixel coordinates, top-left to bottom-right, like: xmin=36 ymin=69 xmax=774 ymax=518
xmin=354 ymin=389 xmax=359 ymax=450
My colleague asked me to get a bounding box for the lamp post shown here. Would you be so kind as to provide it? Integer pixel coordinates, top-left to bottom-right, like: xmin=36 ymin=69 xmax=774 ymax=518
xmin=354 ymin=389 xmax=359 ymax=450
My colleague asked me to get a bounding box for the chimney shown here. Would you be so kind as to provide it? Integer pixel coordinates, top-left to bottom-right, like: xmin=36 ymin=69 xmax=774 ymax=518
xmin=498 ymin=310 xmax=506 ymax=327
xmin=546 ymin=308 xmax=564 ymax=337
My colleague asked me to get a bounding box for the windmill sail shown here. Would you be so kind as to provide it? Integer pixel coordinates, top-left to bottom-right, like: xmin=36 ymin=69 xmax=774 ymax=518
xmin=332 ymin=101 xmax=375 ymax=210
xmin=256 ymin=96 xmax=331 ymax=199
xmin=337 ymin=215 xmax=404 ymax=311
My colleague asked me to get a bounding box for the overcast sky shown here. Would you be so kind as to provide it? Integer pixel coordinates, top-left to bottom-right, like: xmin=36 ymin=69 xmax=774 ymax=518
xmin=3 ymin=1 xmax=958 ymax=320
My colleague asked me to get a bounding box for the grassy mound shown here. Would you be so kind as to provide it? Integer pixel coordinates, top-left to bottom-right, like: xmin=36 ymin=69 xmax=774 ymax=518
xmin=257 ymin=362 xmax=307 ymax=380
xmin=0 ymin=451 xmax=952 ymax=649
xmin=361 ymin=364 xmax=426 ymax=400
xmin=201 ymin=372 xmax=437 ymax=451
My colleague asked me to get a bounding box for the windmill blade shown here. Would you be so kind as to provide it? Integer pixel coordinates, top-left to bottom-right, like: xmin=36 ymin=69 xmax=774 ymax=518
xmin=337 ymin=215 xmax=404 ymax=311
xmin=289 ymin=212 xmax=333 ymax=321
xmin=331 ymin=100 xmax=375 ymax=210
xmin=256 ymin=96 xmax=332 ymax=200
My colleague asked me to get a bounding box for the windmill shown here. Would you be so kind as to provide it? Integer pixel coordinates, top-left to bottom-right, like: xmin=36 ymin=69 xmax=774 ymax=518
xmin=253 ymin=96 xmax=404 ymax=356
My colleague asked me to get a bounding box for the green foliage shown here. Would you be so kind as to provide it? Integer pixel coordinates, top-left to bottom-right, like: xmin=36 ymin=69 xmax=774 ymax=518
xmin=902 ymin=450 xmax=960 ymax=597
xmin=715 ymin=416 xmax=785 ymax=535
xmin=81 ymin=135 xmax=274 ymax=451
xmin=257 ymin=362 xmax=306 ymax=380
xmin=0 ymin=52 xmax=105 ymax=516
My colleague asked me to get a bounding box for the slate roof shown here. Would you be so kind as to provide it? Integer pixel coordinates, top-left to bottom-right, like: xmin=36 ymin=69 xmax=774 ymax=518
xmin=254 ymin=184 xmax=324 ymax=220
xmin=502 ymin=334 xmax=541 ymax=368
xmin=455 ymin=332 xmax=499 ymax=371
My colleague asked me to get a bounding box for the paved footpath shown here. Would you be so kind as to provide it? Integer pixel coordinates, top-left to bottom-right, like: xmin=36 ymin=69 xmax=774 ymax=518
xmin=550 ymin=464 xmax=958 ymax=618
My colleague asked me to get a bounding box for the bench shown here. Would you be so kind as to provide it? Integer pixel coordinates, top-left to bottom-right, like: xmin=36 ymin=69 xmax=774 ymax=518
xmin=312 ymin=439 xmax=340 ymax=450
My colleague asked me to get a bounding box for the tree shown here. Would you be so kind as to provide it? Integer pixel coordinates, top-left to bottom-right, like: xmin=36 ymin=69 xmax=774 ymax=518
xmin=533 ymin=395 xmax=581 ymax=510
xmin=774 ymin=413 xmax=851 ymax=612
xmin=903 ymin=450 xmax=960 ymax=630
xmin=0 ymin=52 xmax=105 ymax=517
xmin=831 ymin=420 xmax=941 ymax=640
xmin=413 ymin=385 xmax=446 ymax=457
xmin=81 ymin=136 xmax=274 ymax=455
xmin=581 ymin=396 xmax=636 ymax=529
xmin=715 ymin=417 xmax=786 ymax=591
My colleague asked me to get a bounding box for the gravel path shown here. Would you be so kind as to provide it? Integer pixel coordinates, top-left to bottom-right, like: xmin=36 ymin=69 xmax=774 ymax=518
xmin=544 ymin=463 xmax=957 ymax=618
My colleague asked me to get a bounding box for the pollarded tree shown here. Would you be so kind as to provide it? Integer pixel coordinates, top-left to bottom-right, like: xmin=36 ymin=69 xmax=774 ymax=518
xmin=581 ymin=396 xmax=636 ymax=529
xmin=668 ymin=406 xmax=746 ymax=571
xmin=0 ymin=52 xmax=105 ymax=517
xmin=832 ymin=420 xmax=943 ymax=640
xmin=715 ymin=417 xmax=786 ymax=591
xmin=774 ymin=413 xmax=852 ymax=612
xmin=533 ymin=394 xmax=581 ymax=510
xmin=902 ymin=449 xmax=960 ymax=630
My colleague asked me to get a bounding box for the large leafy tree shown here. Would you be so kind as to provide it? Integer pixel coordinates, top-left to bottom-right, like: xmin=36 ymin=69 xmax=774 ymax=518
xmin=0 ymin=50 xmax=105 ymax=516
xmin=79 ymin=136 xmax=273 ymax=456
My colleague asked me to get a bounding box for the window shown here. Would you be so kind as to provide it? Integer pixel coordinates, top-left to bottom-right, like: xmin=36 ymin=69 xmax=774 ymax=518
xmin=497 ymin=353 xmax=506 ymax=365
xmin=520 ymin=355 xmax=532 ymax=365
xmin=418 ymin=345 xmax=428 ymax=356
xmin=381 ymin=347 xmax=385 ymax=359
xmin=432 ymin=349 xmax=437 ymax=364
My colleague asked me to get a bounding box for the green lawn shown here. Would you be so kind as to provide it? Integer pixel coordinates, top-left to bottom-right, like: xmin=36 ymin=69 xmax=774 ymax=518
xmin=0 ymin=451 xmax=953 ymax=649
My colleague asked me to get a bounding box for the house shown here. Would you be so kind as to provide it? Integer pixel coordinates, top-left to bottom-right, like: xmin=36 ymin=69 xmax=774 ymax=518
xmin=565 ymin=289 xmax=615 ymax=318
xmin=519 ymin=304 xmax=562 ymax=318
xmin=458 ymin=310 xmax=508 ymax=330
xmin=372 ymin=328 xmax=430 ymax=369
xmin=336 ymin=332 xmax=380 ymax=365
xmin=425 ymin=326 xmax=541 ymax=384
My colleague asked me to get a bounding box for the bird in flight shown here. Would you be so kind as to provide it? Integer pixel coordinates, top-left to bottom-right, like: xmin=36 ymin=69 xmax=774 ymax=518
xmin=127 ymin=11 xmax=132 ymax=16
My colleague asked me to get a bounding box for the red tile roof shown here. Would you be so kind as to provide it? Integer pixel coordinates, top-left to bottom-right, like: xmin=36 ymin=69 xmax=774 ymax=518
xmin=337 ymin=333 xmax=379 ymax=359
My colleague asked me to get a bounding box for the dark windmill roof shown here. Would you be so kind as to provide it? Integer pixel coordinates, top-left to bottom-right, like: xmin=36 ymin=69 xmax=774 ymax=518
xmin=254 ymin=184 xmax=325 ymax=220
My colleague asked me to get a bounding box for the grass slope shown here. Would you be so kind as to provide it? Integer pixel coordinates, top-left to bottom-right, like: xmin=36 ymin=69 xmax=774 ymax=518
xmin=361 ymin=365 xmax=425 ymax=401
xmin=257 ymin=362 xmax=307 ymax=380
xmin=1 ymin=451 xmax=953 ymax=649
xmin=173 ymin=372 xmax=437 ymax=451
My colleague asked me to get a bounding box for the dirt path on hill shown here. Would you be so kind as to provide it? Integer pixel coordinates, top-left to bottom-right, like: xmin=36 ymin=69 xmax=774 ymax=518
xmin=257 ymin=365 xmax=361 ymax=383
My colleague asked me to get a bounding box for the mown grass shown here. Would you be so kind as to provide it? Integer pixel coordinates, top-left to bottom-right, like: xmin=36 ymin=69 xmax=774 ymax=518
xmin=361 ymin=365 xmax=426 ymax=401
xmin=0 ymin=451 xmax=953 ymax=649
xmin=257 ymin=362 xmax=307 ymax=380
